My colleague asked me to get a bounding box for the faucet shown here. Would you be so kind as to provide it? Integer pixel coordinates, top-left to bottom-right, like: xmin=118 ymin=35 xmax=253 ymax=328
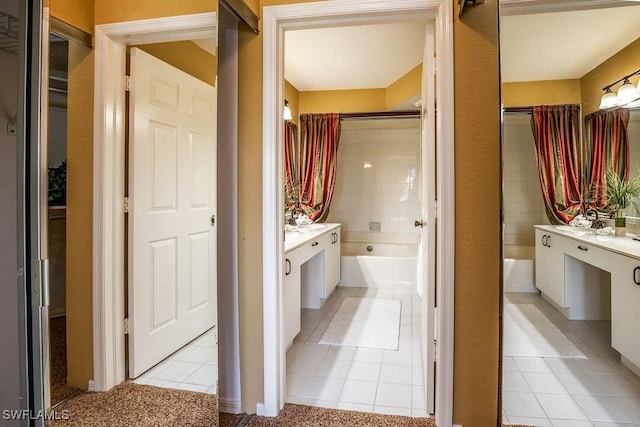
xmin=586 ymin=209 xmax=605 ymax=229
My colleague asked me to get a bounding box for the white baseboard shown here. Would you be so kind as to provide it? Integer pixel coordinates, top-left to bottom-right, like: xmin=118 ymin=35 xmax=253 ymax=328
xmin=88 ymin=380 xmax=95 ymax=391
xmin=219 ymin=397 xmax=242 ymax=414
xmin=256 ymin=403 xmax=265 ymax=416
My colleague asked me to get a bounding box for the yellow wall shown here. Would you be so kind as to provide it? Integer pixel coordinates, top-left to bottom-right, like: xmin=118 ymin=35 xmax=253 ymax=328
xmin=385 ymin=64 xmax=422 ymax=109
xmin=94 ymin=0 xmax=216 ymax=25
xmin=65 ymin=40 xmax=94 ymax=388
xmin=50 ymin=0 xmax=94 ymax=35
xmin=299 ymin=89 xmax=386 ymax=113
xmin=136 ymin=42 xmax=217 ymax=87
xmin=580 ymin=37 xmax=640 ymax=116
xmin=453 ymin=1 xmax=501 ymax=425
xmin=502 ymin=79 xmax=581 ymax=107
xmin=284 ymin=80 xmax=300 ymax=125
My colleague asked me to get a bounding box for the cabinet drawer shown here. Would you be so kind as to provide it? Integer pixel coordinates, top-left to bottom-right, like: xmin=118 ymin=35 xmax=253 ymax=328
xmin=563 ymin=241 xmax=610 ymax=272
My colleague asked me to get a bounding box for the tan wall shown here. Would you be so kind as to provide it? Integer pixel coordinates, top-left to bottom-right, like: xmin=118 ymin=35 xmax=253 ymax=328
xmin=284 ymin=80 xmax=300 ymax=125
xmin=385 ymin=64 xmax=422 ymax=109
xmin=299 ymin=89 xmax=386 ymax=113
xmin=502 ymin=79 xmax=581 ymax=107
xmin=65 ymin=40 xmax=94 ymax=388
xmin=136 ymin=42 xmax=217 ymax=87
xmin=580 ymin=37 xmax=640 ymax=116
xmin=50 ymin=0 xmax=94 ymax=35
xmin=94 ymin=0 xmax=215 ymax=25
xmin=453 ymin=1 xmax=501 ymax=426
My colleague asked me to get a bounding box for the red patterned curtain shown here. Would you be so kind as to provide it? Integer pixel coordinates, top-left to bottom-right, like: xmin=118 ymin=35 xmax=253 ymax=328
xmin=584 ymin=108 xmax=630 ymax=210
xmin=284 ymin=121 xmax=299 ymax=212
xmin=531 ymin=105 xmax=582 ymax=224
xmin=298 ymin=113 xmax=341 ymax=221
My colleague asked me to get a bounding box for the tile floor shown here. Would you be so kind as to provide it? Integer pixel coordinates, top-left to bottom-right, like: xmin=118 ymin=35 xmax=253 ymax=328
xmin=285 ymin=284 xmax=429 ymax=417
xmin=133 ymin=326 xmax=218 ymax=394
xmin=503 ymin=292 xmax=640 ymax=427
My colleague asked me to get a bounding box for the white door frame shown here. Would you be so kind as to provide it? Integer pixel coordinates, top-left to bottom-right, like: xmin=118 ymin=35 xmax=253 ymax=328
xmin=261 ymin=1 xmax=455 ymax=425
xmin=92 ymin=12 xmax=217 ymax=392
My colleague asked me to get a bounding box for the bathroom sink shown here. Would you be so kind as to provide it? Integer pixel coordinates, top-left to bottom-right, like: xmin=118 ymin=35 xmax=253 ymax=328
xmin=555 ymin=225 xmax=591 ymax=235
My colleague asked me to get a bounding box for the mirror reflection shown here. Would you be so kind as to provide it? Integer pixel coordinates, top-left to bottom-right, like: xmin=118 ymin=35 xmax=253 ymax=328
xmin=44 ymin=2 xmax=219 ymax=425
xmin=500 ymin=3 xmax=640 ymax=426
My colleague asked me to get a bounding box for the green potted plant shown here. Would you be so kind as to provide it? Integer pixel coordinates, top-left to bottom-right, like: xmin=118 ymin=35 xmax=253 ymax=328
xmin=605 ymin=168 xmax=640 ymax=236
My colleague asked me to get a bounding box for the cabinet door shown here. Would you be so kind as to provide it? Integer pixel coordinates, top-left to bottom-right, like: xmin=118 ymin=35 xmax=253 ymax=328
xmin=324 ymin=228 xmax=341 ymax=298
xmin=535 ymin=230 xmax=565 ymax=307
xmin=611 ymin=254 xmax=640 ymax=367
xmin=284 ymin=255 xmax=301 ymax=348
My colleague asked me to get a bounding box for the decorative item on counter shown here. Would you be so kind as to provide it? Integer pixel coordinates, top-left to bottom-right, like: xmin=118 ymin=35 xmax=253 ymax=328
xmin=604 ymin=169 xmax=640 ymax=237
xmin=569 ymin=214 xmax=591 ymax=228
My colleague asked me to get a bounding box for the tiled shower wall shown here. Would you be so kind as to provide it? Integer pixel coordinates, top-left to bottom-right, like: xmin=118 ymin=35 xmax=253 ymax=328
xmin=326 ymin=118 xmax=421 ymax=243
xmin=502 ymin=114 xmax=547 ymax=248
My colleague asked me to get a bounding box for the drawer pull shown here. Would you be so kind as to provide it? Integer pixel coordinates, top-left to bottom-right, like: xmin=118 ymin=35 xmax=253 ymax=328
xmin=577 ymin=245 xmax=588 ymax=251
xmin=312 ymin=241 xmax=319 ymax=247
xmin=285 ymin=259 xmax=291 ymax=276
xmin=634 ymin=267 xmax=640 ymax=286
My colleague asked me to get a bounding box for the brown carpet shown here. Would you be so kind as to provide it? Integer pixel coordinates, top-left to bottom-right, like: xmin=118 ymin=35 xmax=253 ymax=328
xmin=46 ymin=381 xmax=218 ymax=427
xmin=246 ymin=404 xmax=435 ymax=427
xmin=50 ymin=316 xmax=81 ymax=405
xmin=219 ymin=412 xmax=245 ymax=427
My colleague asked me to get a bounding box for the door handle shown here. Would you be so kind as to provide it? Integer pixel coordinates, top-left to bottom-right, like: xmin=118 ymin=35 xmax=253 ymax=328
xmin=285 ymin=259 xmax=291 ymax=276
xmin=414 ymin=220 xmax=424 ymax=228
xmin=545 ymin=235 xmax=551 ymax=248
xmin=634 ymin=266 xmax=640 ymax=286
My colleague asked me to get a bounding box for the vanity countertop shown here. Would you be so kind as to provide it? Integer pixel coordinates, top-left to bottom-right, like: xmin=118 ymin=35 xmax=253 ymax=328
xmin=285 ymin=223 xmax=340 ymax=253
xmin=535 ymin=224 xmax=640 ymax=260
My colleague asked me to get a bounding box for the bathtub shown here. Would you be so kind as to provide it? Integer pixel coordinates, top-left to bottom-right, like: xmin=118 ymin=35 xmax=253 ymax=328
xmin=503 ymin=245 xmax=537 ymax=293
xmin=340 ymin=242 xmax=417 ymax=288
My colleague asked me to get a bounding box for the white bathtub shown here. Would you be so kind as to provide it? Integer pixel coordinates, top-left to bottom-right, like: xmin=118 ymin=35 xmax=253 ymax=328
xmin=503 ymin=245 xmax=537 ymax=293
xmin=340 ymin=242 xmax=417 ymax=288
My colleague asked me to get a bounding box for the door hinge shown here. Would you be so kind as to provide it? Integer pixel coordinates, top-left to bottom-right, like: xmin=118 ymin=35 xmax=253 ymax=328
xmin=434 ymin=200 xmax=439 ymax=219
xmin=124 ymin=196 xmax=129 ymax=213
xmin=124 ymin=318 xmax=129 ymax=334
xmin=125 ymin=75 xmax=131 ymax=92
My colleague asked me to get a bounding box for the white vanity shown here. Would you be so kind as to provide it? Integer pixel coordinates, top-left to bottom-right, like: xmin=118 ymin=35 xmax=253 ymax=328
xmin=284 ymin=223 xmax=341 ymax=348
xmin=535 ymin=224 xmax=640 ymax=373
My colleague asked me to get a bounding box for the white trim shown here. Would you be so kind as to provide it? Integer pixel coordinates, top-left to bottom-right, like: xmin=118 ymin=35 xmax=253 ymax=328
xmin=500 ymin=0 xmax=635 ymax=15
xmin=92 ymin=12 xmax=217 ymax=392
xmin=262 ymin=1 xmax=454 ymax=426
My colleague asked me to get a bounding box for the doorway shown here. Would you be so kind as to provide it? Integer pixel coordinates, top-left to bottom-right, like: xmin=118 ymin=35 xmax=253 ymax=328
xmin=261 ymin=0 xmax=455 ymax=425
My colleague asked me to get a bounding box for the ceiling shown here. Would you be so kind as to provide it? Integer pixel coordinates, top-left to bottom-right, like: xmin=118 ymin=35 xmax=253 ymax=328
xmin=284 ymin=3 xmax=640 ymax=93
xmin=500 ymin=4 xmax=640 ymax=82
xmin=284 ymin=22 xmax=426 ymax=92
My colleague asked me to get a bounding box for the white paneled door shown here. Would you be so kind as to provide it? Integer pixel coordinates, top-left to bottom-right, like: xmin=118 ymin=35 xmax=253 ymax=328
xmin=128 ymin=48 xmax=217 ymax=378
xmin=418 ymin=22 xmax=437 ymax=415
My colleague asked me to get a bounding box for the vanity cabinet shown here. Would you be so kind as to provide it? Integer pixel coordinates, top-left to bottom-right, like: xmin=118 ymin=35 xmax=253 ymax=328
xmin=611 ymin=253 xmax=640 ymax=368
xmin=535 ymin=229 xmax=565 ymax=307
xmin=284 ymin=224 xmax=341 ymax=347
xmin=324 ymin=228 xmax=341 ymax=298
xmin=284 ymin=255 xmax=301 ymax=347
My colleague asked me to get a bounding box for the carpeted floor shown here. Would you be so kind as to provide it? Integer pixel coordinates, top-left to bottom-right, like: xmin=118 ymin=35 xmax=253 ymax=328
xmin=50 ymin=316 xmax=81 ymax=405
xmin=246 ymin=404 xmax=435 ymax=427
xmin=219 ymin=412 xmax=245 ymax=427
xmin=46 ymin=381 xmax=218 ymax=427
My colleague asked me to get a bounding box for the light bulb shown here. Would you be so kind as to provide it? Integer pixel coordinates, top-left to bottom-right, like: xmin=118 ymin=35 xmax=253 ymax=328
xmin=599 ymin=89 xmax=618 ymax=109
xmin=617 ymin=79 xmax=637 ymax=105
xmin=283 ymin=100 xmax=293 ymax=121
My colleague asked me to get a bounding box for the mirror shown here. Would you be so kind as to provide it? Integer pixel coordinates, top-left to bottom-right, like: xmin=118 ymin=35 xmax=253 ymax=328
xmin=500 ymin=3 xmax=640 ymax=426
xmin=44 ymin=1 xmax=219 ymax=425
